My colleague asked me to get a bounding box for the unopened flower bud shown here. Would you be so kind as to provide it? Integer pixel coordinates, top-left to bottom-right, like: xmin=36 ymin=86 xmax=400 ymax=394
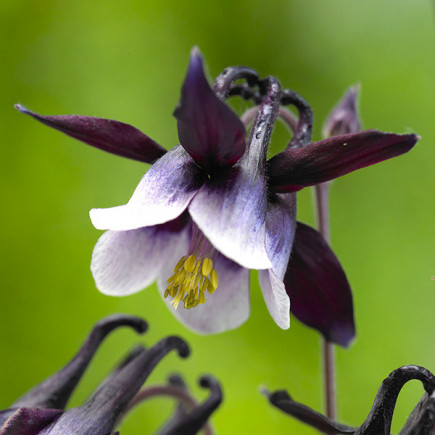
xmin=322 ymin=85 xmax=361 ymax=138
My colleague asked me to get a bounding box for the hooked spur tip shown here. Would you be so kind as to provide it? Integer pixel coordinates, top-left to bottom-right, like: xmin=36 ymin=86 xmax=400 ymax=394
xmin=199 ymin=375 xmax=218 ymax=389
xmin=162 ymin=336 xmax=191 ymax=359
xmin=15 ymin=103 xmax=30 ymax=114
xmin=258 ymin=385 xmax=270 ymax=398
xmin=95 ymin=313 xmax=148 ymax=335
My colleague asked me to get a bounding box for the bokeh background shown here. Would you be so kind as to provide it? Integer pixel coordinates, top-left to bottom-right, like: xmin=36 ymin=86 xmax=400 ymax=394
xmin=1 ymin=0 xmax=434 ymax=433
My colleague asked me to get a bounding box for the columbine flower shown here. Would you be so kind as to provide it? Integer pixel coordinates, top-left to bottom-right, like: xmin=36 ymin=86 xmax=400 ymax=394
xmin=0 ymin=314 xmax=222 ymax=434
xmin=16 ymin=49 xmax=418 ymax=336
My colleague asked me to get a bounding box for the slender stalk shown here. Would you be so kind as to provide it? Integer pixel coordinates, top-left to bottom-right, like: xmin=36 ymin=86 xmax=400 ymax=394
xmin=315 ymin=182 xmax=336 ymax=423
xmin=315 ymin=183 xmax=331 ymax=243
xmin=126 ymin=385 xmax=199 ymax=412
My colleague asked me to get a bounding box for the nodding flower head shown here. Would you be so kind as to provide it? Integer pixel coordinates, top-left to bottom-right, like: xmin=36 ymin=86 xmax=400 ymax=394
xmin=16 ymin=49 xmax=418 ymax=341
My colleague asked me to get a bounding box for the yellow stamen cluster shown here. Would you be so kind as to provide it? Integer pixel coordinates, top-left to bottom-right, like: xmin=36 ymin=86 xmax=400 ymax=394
xmin=165 ymin=255 xmax=219 ymax=309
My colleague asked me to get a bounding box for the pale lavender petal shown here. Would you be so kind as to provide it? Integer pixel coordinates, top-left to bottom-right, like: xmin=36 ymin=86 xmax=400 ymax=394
xmin=91 ymin=216 xmax=191 ymax=296
xmin=188 ymin=166 xmax=271 ymax=269
xmin=265 ymin=193 xmax=297 ymax=279
xmin=90 ymin=145 xmax=203 ymax=231
xmin=258 ymin=269 xmax=290 ymax=330
xmin=157 ymin=252 xmax=250 ymax=334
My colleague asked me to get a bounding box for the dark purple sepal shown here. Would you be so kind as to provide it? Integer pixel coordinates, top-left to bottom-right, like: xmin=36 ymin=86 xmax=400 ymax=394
xmin=265 ymin=390 xmax=356 ymax=434
xmin=173 ymin=48 xmax=246 ymax=172
xmin=285 ymin=222 xmax=355 ymax=347
xmin=323 ymin=85 xmax=361 ymax=138
xmin=12 ymin=314 xmax=148 ymax=410
xmin=43 ymin=337 xmax=190 ymax=435
xmin=0 ymin=408 xmax=62 ymax=435
xmin=268 ymin=130 xmax=419 ymax=193
xmin=15 ymin=104 xmax=167 ymax=164
xmin=158 ymin=376 xmax=222 ymax=435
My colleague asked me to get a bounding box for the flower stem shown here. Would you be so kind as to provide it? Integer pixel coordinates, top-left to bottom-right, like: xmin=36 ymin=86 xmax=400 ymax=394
xmin=314 ymin=183 xmax=330 ymax=243
xmin=322 ymin=338 xmax=336 ymax=421
xmin=314 ymin=182 xmax=336 ymax=424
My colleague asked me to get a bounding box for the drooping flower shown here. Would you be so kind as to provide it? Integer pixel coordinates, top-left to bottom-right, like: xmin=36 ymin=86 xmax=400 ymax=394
xmin=0 ymin=314 xmax=222 ymax=434
xmin=16 ymin=49 xmax=418 ymax=337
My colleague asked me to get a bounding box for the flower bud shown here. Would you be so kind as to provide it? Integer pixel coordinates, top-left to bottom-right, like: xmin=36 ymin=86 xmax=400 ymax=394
xmin=322 ymin=85 xmax=361 ymax=138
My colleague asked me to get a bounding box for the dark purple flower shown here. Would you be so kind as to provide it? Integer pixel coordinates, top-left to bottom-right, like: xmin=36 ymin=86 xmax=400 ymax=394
xmin=16 ymin=50 xmax=418 ymax=337
xmin=0 ymin=315 xmax=199 ymax=434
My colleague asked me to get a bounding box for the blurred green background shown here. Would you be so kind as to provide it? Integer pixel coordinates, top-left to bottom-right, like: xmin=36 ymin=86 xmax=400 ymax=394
xmin=1 ymin=0 xmax=434 ymax=433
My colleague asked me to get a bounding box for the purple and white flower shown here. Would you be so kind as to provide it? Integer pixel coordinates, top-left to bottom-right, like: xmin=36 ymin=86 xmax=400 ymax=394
xmin=16 ymin=49 xmax=418 ymax=342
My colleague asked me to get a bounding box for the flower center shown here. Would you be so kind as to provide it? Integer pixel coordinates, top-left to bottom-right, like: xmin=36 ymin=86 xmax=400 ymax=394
xmin=165 ymin=225 xmax=219 ymax=310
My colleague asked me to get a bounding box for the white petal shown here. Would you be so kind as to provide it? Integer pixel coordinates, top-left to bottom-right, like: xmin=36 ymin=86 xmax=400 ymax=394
xmin=264 ymin=193 xmax=297 ymax=279
xmin=188 ymin=175 xmax=272 ymax=270
xmin=157 ymin=253 xmax=250 ymax=334
xmin=91 ymin=221 xmax=191 ymax=296
xmin=90 ymin=145 xmax=202 ymax=231
xmin=258 ymin=269 xmax=290 ymax=329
